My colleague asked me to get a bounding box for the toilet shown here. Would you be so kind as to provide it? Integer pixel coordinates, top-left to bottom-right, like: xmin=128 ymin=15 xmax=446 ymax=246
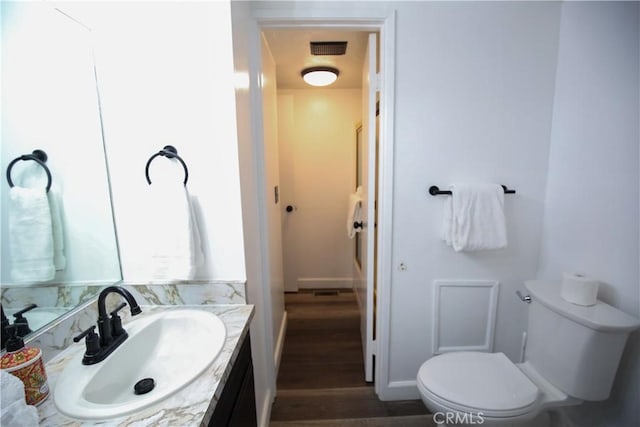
xmin=417 ymin=280 xmax=640 ymax=426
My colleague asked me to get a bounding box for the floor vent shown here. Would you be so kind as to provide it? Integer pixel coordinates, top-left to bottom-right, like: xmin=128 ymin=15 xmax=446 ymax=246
xmin=313 ymin=290 xmax=339 ymax=297
xmin=310 ymin=41 xmax=347 ymax=56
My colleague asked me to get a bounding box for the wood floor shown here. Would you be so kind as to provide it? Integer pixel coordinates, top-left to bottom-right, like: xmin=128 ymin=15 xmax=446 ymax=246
xmin=270 ymin=289 xmax=432 ymax=426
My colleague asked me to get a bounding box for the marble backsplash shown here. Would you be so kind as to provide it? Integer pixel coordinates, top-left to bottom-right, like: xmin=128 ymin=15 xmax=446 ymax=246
xmin=1 ymin=280 xmax=246 ymax=309
xmin=1 ymin=283 xmax=105 ymax=312
xmin=16 ymin=281 xmax=247 ymax=363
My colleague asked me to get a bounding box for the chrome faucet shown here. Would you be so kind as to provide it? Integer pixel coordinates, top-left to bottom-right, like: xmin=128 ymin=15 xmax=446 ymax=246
xmin=74 ymin=286 xmax=142 ymax=365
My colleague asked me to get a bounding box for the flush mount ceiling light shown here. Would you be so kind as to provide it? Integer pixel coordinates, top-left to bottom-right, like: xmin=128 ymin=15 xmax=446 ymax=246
xmin=301 ymin=67 xmax=339 ymax=87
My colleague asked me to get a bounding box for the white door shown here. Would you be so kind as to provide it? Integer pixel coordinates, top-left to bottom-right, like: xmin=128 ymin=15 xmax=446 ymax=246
xmin=356 ymin=33 xmax=378 ymax=382
xmin=278 ymin=94 xmax=299 ymax=293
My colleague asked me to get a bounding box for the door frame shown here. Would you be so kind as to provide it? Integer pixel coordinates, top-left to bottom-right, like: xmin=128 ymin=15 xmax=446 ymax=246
xmin=242 ymin=2 xmax=396 ymax=404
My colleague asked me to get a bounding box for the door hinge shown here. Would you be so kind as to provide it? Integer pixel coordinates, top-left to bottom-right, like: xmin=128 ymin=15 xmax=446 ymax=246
xmin=371 ymin=339 xmax=378 ymax=355
xmin=375 ymin=73 xmax=381 ymax=91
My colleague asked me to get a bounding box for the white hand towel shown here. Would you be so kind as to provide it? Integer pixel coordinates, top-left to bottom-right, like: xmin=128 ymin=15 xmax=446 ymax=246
xmin=1 ymin=370 xmax=39 ymax=427
xmin=145 ymin=167 xmax=203 ymax=281
xmin=442 ymin=183 xmax=507 ymax=252
xmin=9 ymin=187 xmax=55 ymax=282
xmin=347 ymin=186 xmax=364 ymax=239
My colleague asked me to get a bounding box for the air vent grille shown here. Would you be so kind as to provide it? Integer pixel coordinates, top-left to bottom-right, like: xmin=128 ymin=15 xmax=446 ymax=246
xmin=310 ymin=41 xmax=347 ymax=56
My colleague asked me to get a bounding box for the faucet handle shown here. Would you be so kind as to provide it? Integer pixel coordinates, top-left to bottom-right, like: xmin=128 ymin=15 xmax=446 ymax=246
xmin=110 ymin=302 xmax=127 ymax=317
xmin=110 ymin=302 xmax=127 ymax=337
xmin=12 ymin=303 xmax=37 ymax=318
xmin=12 ymin=304 xmax=37 ymax=337
xmin=74 ymin=326 xmax=101 ymax=356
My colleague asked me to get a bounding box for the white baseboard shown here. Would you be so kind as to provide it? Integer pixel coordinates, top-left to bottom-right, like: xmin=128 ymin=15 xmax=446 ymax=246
xmin=258 ymin=386 xmax=274 ymax=427
xmin=552 ymin=408 xmax=587 ymax=427
xmin=297 ymin=277 xmax=354 ymax=289
xmin=377 ymin=380 xmax=421 ymax=401
xmin=274 ymin=311 xmax=287 ymax=376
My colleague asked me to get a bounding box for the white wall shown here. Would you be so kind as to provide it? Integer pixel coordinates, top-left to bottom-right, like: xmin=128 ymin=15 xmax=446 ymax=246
xmin=66 ymin=1 xmax=246 ymax=282
xmin=386 ymin=0 xmax=562 ymax=394
xmin=537 ymin=2 xmax=639 ymax=426
xmin=244 ymin=0 xmax=564 ymax=403
xmin=1 ymin=3 xmax=120 ymax=285
xmin=277 ymin=89 xmax=360 ymax=291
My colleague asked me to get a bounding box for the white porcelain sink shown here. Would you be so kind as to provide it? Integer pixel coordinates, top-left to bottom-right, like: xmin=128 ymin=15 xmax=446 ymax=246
xmin=54 ymin=309 xmax=226 ymax=420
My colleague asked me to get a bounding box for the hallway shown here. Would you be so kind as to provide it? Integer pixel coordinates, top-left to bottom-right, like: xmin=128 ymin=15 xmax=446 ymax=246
xmin=269 ymin=290 xmax=432 ymax=425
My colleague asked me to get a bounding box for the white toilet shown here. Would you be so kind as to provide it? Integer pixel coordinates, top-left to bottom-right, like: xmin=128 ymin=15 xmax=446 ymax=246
xmin=417 ymin=280 xmax=640 ymax=426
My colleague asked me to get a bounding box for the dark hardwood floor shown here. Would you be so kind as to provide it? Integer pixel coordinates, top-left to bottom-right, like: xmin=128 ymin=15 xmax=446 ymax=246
xmin=276 ymin=289 xmax=366 ymax=390
xmin=270 ymin=289 xmax=432 ymax=426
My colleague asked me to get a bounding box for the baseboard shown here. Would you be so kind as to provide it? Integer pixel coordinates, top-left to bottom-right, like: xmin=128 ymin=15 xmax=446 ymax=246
xmin=269 ymin=415 xmax=434 ymax=426
xmin=274 ymin=311 xmax=287 ymax=376
xmin=377 ymin=380 xmax=421 ymax=401
xmin=297 ymin=277 xmax=354 ymax=289
xmin=553 ymin=408 xmax=587 ymax=427
xmin=258 ymin=386 xmax=275 ymax=427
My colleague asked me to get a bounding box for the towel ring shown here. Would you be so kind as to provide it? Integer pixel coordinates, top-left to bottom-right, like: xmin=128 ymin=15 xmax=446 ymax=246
xmin=145 ymin=145 xmax=189 ymax=185
xmin=6 ymin=150 xmax=52 ymax=193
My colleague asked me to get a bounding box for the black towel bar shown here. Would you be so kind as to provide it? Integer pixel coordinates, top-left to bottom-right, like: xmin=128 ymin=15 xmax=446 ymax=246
xmin=429 ymin=185 xmax=516 ymax=196
xmin=145 ymin=145 xmax=189 ymax=185
xmin=6 ymin=149 xmax=52 ymax=192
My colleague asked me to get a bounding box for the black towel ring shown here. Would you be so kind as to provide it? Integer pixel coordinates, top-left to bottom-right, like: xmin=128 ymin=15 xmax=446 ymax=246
xmin=145 ymin=145 xmax=189 ymax=185
xmin=6 ymin=149 xmax=52 ymax=193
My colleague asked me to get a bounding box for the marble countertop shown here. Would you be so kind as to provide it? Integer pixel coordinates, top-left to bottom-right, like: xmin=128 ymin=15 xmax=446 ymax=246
xmin=38 ymin=304 xmax=254 ymax=426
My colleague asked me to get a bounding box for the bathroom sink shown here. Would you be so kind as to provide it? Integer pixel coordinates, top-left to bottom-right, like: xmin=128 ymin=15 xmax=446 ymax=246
xmin=54 ymin=309 xmax=226 ymax=420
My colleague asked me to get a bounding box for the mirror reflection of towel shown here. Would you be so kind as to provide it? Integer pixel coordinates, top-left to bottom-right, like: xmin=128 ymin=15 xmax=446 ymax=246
xmin=48 ymin=189 xmax=66 ymax=271
xmin=21 ymin=173 xmax=65 ymax=272
xmin=9 ymin=186 xmax=56 ymax=282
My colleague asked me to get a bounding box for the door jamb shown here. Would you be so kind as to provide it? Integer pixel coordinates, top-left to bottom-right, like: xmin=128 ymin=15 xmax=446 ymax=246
xmin=249 ymin=4 xmax=396 ymax=401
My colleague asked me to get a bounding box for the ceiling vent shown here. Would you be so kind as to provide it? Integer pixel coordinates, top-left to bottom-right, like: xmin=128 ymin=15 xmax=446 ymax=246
xmin=310 ymin=41 xmax=348 ymax=56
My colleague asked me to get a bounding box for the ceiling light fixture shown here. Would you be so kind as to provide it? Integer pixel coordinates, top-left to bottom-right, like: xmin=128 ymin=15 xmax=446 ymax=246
xmin=301 ymin=67 xmax=339 ymax=87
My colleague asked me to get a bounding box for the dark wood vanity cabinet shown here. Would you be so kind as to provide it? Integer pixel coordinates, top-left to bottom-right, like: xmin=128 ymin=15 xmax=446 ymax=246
xmin=209 ymin=333 xmax=257 ymax=427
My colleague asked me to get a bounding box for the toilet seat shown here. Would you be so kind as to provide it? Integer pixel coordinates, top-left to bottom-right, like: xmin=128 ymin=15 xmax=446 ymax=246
xmin=417 ymin=352 xmax=541 ymax=418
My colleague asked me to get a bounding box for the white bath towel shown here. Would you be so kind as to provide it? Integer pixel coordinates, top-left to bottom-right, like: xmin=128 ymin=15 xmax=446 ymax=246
xmin=146 ymin=166 xmax=203 ymax=281
xmin=347 ymin=186 xmax=364 ymax=239
xmin=1 ymin=370 xmax=39 ymax=427
xmin=442 ymin=183 xmax=507 ymax=251
xmin=9 ymin=186 xmax=56 ymax=282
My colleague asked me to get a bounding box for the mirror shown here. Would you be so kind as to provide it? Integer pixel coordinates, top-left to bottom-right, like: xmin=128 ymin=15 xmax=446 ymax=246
xmin=1 ymin=3 xmax=122 ymax=345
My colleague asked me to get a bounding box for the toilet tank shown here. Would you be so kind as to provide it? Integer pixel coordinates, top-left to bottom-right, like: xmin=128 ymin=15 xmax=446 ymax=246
xmin=524 ymin=280 xmax=639 ymax=401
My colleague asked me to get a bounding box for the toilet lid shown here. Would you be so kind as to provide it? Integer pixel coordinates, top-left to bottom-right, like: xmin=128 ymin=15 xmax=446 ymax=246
xmin=417 ymin=352 xmax=539 ymax=416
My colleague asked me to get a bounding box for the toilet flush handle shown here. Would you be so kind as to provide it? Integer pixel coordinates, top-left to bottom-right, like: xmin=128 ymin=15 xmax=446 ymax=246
xmin=516 ymin=290 xmax=531 ymax=304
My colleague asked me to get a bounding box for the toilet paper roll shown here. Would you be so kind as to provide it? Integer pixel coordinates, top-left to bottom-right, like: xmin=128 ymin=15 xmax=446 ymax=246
xmin=561 ymin=273 xmax=599 ymax=306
